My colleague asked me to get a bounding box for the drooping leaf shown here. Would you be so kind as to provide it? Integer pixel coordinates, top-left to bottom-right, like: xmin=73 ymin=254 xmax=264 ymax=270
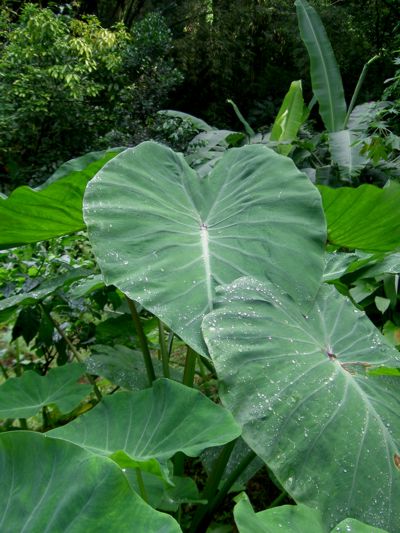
xmin=0 ymin=363 xmax=92 ymax=419
xmin=233 ymin=496 xmax=389 ymax=533
xmin=270 ymin=80 xmax=306 ymax=155
xmin=0 ymin=431 xmax=180 ymax=532
xmin=84 ymin=141 xmax=326 ymax=355
xmin=202 ymin=277 xmax=400 ymax=531
xmin=320 ymin=184 xmax=400 ymax=252
xmin=295 ymin=0 xmax=347 ymax=132
xmin=49 ymin=378 xmax=241 ymax=461
xmin=0 ymin=149 xmax=121 ymax=248
xmin=328 ymin=130 xmax=368 ymax=181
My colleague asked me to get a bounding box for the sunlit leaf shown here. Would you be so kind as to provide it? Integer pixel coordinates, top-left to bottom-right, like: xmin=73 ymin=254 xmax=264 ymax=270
xmin=0 ymin=149 xmax=121 ymax=248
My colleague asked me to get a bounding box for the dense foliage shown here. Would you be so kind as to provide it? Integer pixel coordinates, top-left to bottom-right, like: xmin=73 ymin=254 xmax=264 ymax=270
xmin=0 ymin=4 xmax=181 ymax=187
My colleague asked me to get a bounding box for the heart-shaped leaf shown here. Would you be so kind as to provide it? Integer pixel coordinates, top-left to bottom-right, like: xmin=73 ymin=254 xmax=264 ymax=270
xmin=0 ymin=363 xmax=92 ymax=419
xmin=49 ymin=378 xmax=240 ymax=461
xmin=203 ymin=278 xmax=400 ymax=531
xmin=84 ymin=141 xmax=326 ymax=355
xmin=0 ymin=431 xmax=180 ymax=532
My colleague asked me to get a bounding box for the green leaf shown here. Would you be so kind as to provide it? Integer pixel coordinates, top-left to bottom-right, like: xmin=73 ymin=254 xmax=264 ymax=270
xmin=0 ymin=267 xmax=91 ymax=320
xmin=320 ymin=184 xmax=400 ymax=252
xmin=270 ymin=80 xmax=306 ymax=155
xmin=86 ymin=345 xmax=182 ymax=389
xmin=158 ymin=109 xmax=213 ymax=132
xmin=323 ymin=252 xmax=361 ymax=281
xmin=334 ymin=518 xmax=389 ymax=533
xmin=295 ymin=0 xmax=346 ymax=132
xmin=328 ymin=130 xmax=368 ymax=181
xmin=0 ymin=431 xmax=180 ymax=532
xmin=227 ymin=99 xmax=255 ymax=137
xmin=49 ymin=378 xmax=241 ymax=461
xmin=203 ymin=277 xmax=400 ymax=531
xmin=0 ymin=149 xmax=121 ymax=248
xmin=0 ymin=363 xmax=92 ymax=419
xmin=234 ymin=497 xmax=325 ymax=533
xmin=84 ymin=141 xmax=326 ymax=355
xmin=233 ymin=496 xmax=389 ymax=533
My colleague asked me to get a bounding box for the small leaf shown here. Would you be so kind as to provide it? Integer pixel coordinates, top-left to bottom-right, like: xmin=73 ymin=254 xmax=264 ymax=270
xmin=0 ymin=363 xmax=92 ymax=419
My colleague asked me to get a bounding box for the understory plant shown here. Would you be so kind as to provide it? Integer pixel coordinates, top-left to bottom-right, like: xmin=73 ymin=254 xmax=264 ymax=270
xmin=0 ymin=1 xmax=399 ymax=532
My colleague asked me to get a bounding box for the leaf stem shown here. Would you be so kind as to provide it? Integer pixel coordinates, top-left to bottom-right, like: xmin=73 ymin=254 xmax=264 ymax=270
xmin=267 ymin=489 xmax=287 ymax=509
xmin=39 ymin=304 xmax=102 ymax=401
xmin=135 ymin=468 xmax=149 ymax=503
xmin=0 ymin=361 xmax=9 ymax=379
xmin=126 ymin=297 xmax=156 ymax=386
xmin=183 ymin=346 xmax=197 ymax=387
xmin=191 ymin=447 xmax=256 ymax=532
xmin=158 ymin=320 xmax=170 ymax=378
xmin=344 ymin=54 xmax=380 ymax=128
xmin=190 ymin=439 xmax=236 ymax=532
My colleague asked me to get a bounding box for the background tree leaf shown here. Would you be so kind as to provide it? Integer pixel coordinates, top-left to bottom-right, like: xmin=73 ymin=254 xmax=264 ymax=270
xmin=84 ymin=141 xmax=326 ymax=355
xmin=203 ymin=277 xmax=400 ymax=531
xmin=0 ymin=431 xmax=180 ymax=532
xmin=0 ymin=363 xmax=92 ymax=419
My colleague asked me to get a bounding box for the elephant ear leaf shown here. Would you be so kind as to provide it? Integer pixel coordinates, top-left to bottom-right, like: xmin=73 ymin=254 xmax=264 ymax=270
xmin=203 ymin=277 xmax=400 ymax=531
xmin=83 ymin=141 xmax=326 ymax=356
xmin=0 ymin=148 xmax=121 ymax=248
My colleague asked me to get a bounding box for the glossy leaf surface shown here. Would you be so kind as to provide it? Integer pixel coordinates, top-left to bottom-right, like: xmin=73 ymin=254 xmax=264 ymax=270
xmin=84 ymin=141 xmax=326 ymax=354
xmin=0 ymin=431 xmax=180 ymax=532
xmin=0 ymin=149 xmax=120 ymax=248
xmin=320 ymin=184 xmax=400 ymax=252
xmin=295 ymin=0 xmax=346 ymax=132
xmin=203 ymin=277 xmax=400 ymax=531
xmin=0 ymin=363 xmax=92 ymax=419
xmin=49 ymin=378 xmax=241 ymax=460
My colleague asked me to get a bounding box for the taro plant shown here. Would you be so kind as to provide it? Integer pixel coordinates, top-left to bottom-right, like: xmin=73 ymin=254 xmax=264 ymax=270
xmin=1 ymin=138 xmax=399 ymax=532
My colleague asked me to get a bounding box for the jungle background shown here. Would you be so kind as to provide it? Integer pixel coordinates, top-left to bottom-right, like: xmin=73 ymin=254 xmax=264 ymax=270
xmin=0 ymin=0 xmax=399 ymax=189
